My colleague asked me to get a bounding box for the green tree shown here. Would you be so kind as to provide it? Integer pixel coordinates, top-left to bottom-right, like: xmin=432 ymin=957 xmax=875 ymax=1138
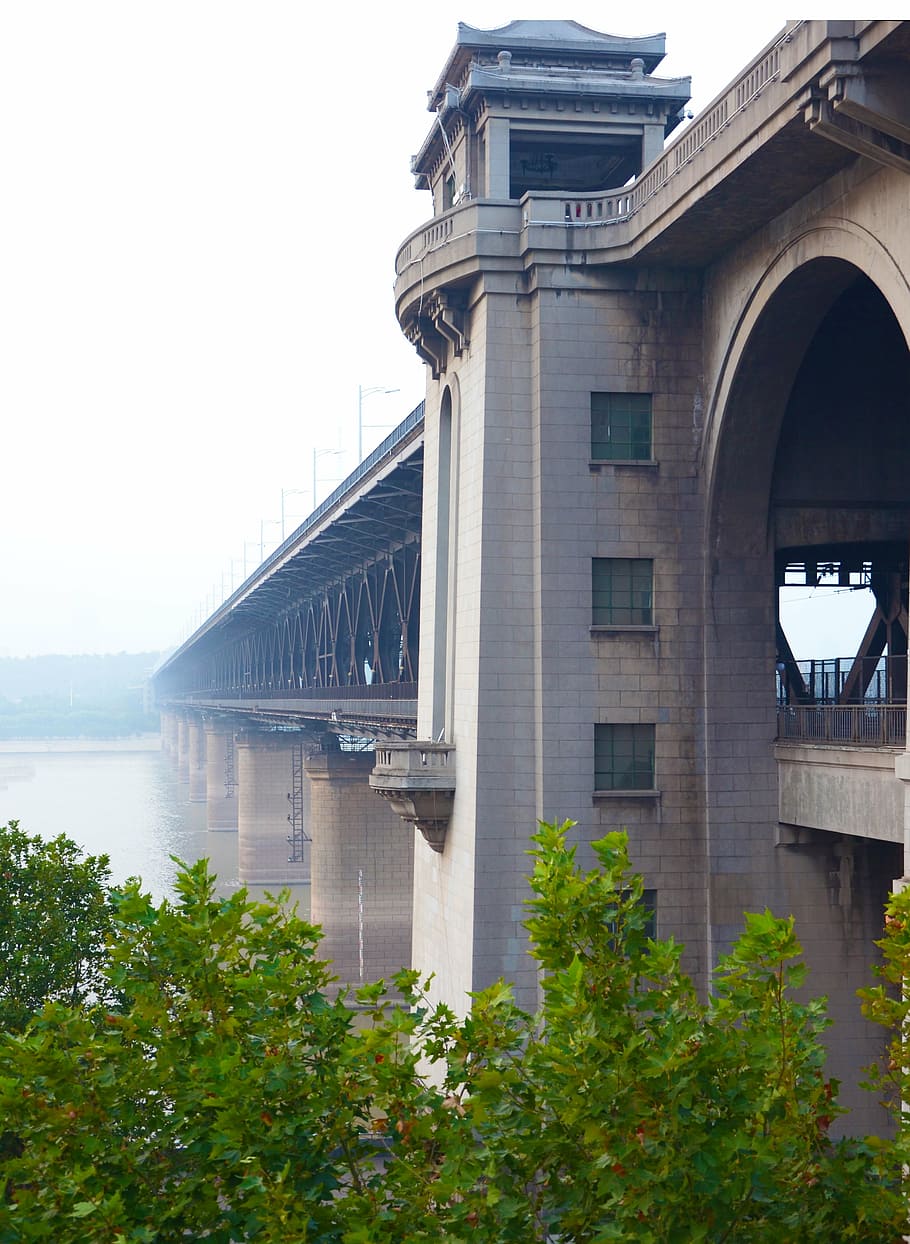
xmin=0 ymin=822 xmax=112 ymax=1032
xmin=0 ymin=822 xmax=904 ymax=1241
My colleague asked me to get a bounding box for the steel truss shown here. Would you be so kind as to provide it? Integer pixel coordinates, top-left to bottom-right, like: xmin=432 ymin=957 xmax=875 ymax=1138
xmin=199 ymin=540 xmax=421 ymax=698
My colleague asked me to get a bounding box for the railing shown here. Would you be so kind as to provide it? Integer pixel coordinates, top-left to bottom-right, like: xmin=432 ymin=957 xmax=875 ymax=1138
xmin=778 ymin=655 xmax=907 ymax=706
xmin=253 ymin=403 xmax=425 ymax=583
xmin=777 ymin=704 xmax=906 ymax=747
xmin=373 ymin=741 xmax=454 ymax=774
xmin=187 ymin=682 xmax=417 ymax=703
xmin=154 ymin=404 xmax=426 ymax=678
xmin=556 ymin=32 xmax=793 ymax=228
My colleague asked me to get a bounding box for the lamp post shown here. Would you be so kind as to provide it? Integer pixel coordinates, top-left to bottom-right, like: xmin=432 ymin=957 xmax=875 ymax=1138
xmin=313 ymin=447 xmax=346 ymax=508
xmin=358 ymin=384 xmax=399 ymax=463
xmin=260 ymin=518 xmax=281 ymax=561
xmin=280 ymin=487 xmax=311 ymax=539
xmin=242 ymin=540 xmax=260 ymax=578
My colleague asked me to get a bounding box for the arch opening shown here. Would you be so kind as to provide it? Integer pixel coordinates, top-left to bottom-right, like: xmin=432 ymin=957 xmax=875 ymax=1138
xmin=704 ymin=257 xmax=910 ymax=1133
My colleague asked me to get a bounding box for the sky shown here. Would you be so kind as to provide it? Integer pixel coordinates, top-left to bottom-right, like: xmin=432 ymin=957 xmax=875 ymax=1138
xmin=0 ymin=4 xmax=871 ymax=660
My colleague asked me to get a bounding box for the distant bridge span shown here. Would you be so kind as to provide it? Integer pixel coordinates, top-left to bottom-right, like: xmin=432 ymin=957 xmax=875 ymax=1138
xmin=155 ymin=404 xmax=425 ymax=735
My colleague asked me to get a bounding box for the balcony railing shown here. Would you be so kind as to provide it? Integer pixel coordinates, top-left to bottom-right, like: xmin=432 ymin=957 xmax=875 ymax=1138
xmin=777 ymin=655 xmax=907 ymax=707
xmin=777 ymin=704 xmax=906 ymax=747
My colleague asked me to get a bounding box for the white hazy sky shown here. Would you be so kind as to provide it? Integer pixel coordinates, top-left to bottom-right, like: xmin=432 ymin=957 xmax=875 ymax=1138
xmin=1 ymin=4 xmax=867 ymax=660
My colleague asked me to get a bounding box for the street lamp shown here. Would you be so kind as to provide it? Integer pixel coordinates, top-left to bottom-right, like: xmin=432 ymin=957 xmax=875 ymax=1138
xmin=260 ymin=518 xmax=281 ymax=561
xmin=358 ymin=384 xmax=399 ymax=462
xmin=281 ymin=487 xmax=311 ymax=539
xmin=242 ymin=540 xmax=260 ymax=578
xmin=313 ymin=447 xmax=346 ymax=507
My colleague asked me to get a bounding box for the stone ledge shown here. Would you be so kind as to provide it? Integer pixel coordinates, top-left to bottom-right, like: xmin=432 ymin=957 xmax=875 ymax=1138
xmin=591 ymin=625 xmax=659 ymax=637
xmin=593 ymin=788 xmax=661 ymax=800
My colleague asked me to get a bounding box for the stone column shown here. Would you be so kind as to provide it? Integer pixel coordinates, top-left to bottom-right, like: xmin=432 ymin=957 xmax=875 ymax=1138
xmin=175 ymin=712 xmax=190 ymax=782
xmin=236 ymin=730 xmax=309 ymax=886
xmin=204 ymin=718 xmax=239 ymax=832
xmin=187 ymin=714 xmax=207 ymax=804
xmin=306 ymin=748 xmax=413 ymax=988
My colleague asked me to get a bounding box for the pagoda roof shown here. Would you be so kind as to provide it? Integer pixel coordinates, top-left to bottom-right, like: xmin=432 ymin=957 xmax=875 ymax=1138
xmin=426 ymin=19 xmax=668 ymax=109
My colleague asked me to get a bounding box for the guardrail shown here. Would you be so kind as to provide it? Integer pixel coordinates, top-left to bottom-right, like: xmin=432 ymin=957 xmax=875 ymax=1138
xmin=557 ymin=30 xmax=794 ymax=228
xmin=185 ymin=683 xmax=418 ymax=703
xmin=777 ymin=704 xmax=906 ymax=746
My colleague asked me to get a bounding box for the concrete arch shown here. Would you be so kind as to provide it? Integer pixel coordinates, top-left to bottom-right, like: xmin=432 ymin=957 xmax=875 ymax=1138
xmin=697 ymin=222 xmax=910 ymax=1130
xmin=703 ymin=221 xmax=910 ymax=557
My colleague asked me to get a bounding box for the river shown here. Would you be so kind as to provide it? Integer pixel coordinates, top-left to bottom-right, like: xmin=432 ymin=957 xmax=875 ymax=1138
xmin=0 ymin=737 xmax=309 ymax=915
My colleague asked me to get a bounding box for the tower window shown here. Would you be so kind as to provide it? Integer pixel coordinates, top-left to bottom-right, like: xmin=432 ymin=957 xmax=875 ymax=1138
xmin=593 ymin=558 xmax=653 ymax=626
xmin=591 ymin=392 xmax=652 ymax=461
xmin=594 ymin=723 xmax=655 ymax=791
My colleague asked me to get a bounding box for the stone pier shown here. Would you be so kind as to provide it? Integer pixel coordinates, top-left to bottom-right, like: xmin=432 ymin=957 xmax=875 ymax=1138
xmin=306 ymin=747 xmax=413 ymax=987
xmin=236 ymin=730 xmax=309 ymax=886
xmin=160 ymin=709 xmax=179 ymax=757
xmin=204 ymin=718 xmax=239 ymax=832
xmin=187 ymin=714 xmax=207 ymax=804
xmin=175 ymin=712 xmax=190 ymax=782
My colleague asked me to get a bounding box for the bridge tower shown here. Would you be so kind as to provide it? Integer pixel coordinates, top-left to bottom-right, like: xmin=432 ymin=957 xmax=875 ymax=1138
xmin=392 ymin=19 xmax=910 ymax=1135
xmin=392 ymin=20 xmax=695 ymax=1011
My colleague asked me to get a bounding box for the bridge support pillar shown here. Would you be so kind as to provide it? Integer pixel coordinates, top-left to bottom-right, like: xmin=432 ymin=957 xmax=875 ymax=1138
xmin=187 ymin=714 xmax=207 ymax=803
xmin=236 ymin=730 xmax=309 ymax=886
xmin=175 ymin=712 xmax=190 ymax=781
xmin=160 ymin=709 xmax=179 ymax=757
xmin=306 ymin=747 xmax=413 ymax=988
xmin=204 ymin=719 xmax=238 ymax=832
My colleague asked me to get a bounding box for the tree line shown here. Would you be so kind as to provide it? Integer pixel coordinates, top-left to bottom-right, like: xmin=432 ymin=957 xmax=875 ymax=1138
xmin=0 ymin=653 xmax=161 ymax=739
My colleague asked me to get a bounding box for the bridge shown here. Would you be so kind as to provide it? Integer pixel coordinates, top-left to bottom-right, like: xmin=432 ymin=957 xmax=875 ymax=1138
xmin=156 ymin=19 xmax=910 ymax=1130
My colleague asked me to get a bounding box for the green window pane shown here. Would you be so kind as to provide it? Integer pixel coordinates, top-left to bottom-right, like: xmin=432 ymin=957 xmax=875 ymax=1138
xmin=591 ymin=392 xmax=652 ymax=460
xmin=592 ymin=558 xmax=653 ymax=625
xmin=594 ymin=723 xmax=655 ymax=790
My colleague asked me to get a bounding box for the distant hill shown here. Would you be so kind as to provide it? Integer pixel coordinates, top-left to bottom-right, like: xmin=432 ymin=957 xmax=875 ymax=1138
xmin=0 ymin=652 xmax=163 ymax=739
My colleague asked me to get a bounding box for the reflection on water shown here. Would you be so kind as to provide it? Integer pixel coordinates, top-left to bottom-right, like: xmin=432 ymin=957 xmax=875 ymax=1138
xmin=0 ymin=745 xmax=309 ymax=916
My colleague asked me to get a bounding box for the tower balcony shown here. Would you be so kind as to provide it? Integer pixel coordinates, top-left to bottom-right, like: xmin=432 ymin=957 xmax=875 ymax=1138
xmin=394 ymin=193 xmax=642 ymax=378
xmin=369 ymin=742 xmax=456 ymax=853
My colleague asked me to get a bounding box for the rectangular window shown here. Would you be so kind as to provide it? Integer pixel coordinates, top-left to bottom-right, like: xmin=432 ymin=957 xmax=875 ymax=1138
xmin=641 ymin=889 xmax=657 ymax=940
xmin=594 ymin=723 xmax=655 ymax=791
xmin=591 ymin=392 xmax=652 ymax=460
xmin=592 ymin=558 xmax=653 ymax=626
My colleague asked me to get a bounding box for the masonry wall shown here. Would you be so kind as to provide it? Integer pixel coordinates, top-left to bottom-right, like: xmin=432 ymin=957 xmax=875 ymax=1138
xmin=526 ymin=271 xmax=708 ymax=990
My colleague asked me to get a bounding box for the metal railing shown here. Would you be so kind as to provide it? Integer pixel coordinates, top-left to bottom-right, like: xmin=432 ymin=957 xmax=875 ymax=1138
xmin=777 ymin=704 xmax=906 ymax=747
xmin=778 ymin=655 xmax=907 ymax=706
xmin=186 ymin=682 xmax=417 ymax=703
